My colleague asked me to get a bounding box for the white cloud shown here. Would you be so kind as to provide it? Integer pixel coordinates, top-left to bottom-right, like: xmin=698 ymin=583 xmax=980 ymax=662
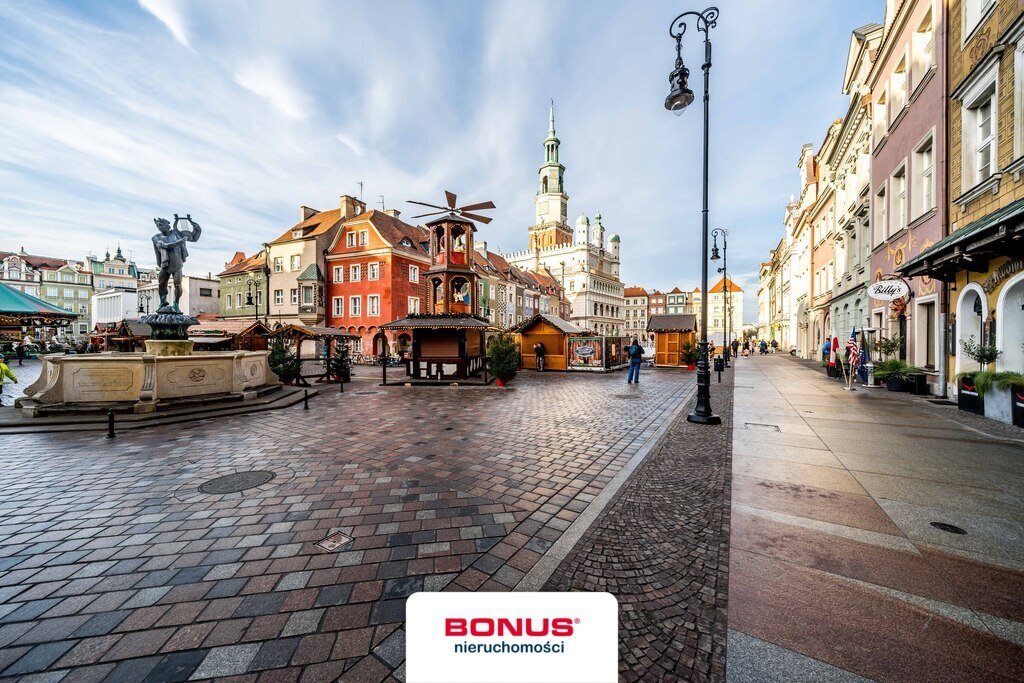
xmin=138 ymin=0 xmax=190 ymax=47
xmin=233 ymin=60 xmax=312 ymax=121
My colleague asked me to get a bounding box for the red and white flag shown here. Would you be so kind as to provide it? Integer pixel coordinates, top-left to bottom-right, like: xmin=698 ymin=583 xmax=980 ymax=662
xmin=828 ymin=335 xmax=839 ymax=367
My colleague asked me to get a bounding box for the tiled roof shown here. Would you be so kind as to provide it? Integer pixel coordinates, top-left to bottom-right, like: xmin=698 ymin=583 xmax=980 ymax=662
xmin=668 ymin=286 xmax=684 ymax=294
xmin=338 ymin=210 xmax=430 ymax=257
xmin=709 ymin=276 xmax=742 ymax=293
xmin=218 ymin=251 xmax=266 ymax=277
xmin=648 ymin=314 xmax=697 ymax=332
xmin=511 ymin=313 xmax=586 ymax=335
xmin=0 ymin=251 xmax=70 ymax=271
xmin=624 ymin=287 xmax=648 ymax=297
xmin=270 ymin=208 xmax=343 ymax=244
xmin=295 ymin=264 xmax=322 ymax=281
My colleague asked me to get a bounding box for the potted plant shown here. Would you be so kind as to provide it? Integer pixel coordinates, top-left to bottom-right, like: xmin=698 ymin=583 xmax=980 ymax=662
xmin=957 ymin=336 xmax=1001 ymax=415
xmin=268 ymin=337 xmax=301 ymax=385
xmin=995 ymin=371 xmax=1024 ymax=428
xmin=681 ymin=340 xmax=699 ymax=371
xmin=873 ymin=359 xmax=922 ymax=392
xmin=329 ymin=340 xmax=352 ymax=383
xmin=488 ymin=332 xmax=519 ymax=387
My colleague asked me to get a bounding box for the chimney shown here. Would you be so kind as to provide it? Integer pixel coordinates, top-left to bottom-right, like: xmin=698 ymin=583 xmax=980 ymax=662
xmin=340 ymin=194 xmax=366 ymax=219
xmin=475 ymin=241 xmax=488 ymax=253
xmin=383 ymin=208 xmax=401 ymax=218
xmin=300 ymin=206 xmax=318 ymax=220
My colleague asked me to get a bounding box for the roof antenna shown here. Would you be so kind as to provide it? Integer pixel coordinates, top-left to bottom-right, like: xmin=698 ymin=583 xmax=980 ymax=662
xmin=356 ymin=181 xmax=364 ymax=201
xmin=378 ymin=194 xmax=386 ymax=211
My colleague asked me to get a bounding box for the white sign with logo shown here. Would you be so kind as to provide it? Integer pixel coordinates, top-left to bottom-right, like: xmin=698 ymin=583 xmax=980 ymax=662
xmin=406 ymin=592 xmax=618 ymax=683
xmin=867 ymin=279 xmax=911 ymax=301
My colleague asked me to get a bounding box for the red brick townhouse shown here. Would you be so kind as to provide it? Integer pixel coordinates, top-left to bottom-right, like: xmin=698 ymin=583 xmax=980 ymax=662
xmin=324 ymin=209 xmax=430 ymax=355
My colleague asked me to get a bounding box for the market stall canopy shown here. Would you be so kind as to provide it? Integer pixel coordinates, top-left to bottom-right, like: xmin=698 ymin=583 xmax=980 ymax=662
xmin=266 ymin=323 xmax=358 ymax=339
xmin=899 ymin=197 xmax=1024 ymax=280
xmin=381 ymin=314 xmax=496 ymax=330
xmin=647 ymin=314 xmax=697 ymax=332
xmin=188 ymin=319 xmax=270 ymax=337
xmin=0 ymin=282 xmax=78 ymax=327
xmin=511 ymin=313 xmax=586 ymax=335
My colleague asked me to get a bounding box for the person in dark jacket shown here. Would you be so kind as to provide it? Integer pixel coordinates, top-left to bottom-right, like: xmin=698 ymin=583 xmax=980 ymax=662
xmin=15 ymin=340 xmax=26 ymax=366
xmin=533 ymin=341 xmax=546 ymax=371
xmin=626 ymin=336 xmax=644 ymax=384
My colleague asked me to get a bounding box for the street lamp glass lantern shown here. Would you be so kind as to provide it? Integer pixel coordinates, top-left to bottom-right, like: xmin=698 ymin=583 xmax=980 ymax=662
xmin=245 ymin=292 xmax=254 ymax=307
xmin=665 ymin=64 xmax=694 ymax=115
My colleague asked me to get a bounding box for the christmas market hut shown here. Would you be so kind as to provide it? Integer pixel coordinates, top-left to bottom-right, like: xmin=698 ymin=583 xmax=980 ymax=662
xmin=188 ymin=319 xmax=271 ymax=351
xmin=381 ymin=313 xmax=494 ymax=381
xmin=512 ymin=313 xmax=586 ymax=371
xmin=0 ymin=282 xmax=77 ymax=343
xmin=648 ymin=314 xmax=698 ymax=367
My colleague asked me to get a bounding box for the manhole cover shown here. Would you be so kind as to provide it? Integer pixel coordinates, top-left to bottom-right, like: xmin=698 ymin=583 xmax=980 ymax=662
xmin=199 ymin=470 xmax=276 ymax=495
xmin=614 ymin=394 xmax=640 ymax=399
xmin=316 ymin=532 xmax=353 ymax=552
xmin=745 ymin=423 xmax=781 ymax=432
xmin=930 ymin=522 xmax=967 ymax=535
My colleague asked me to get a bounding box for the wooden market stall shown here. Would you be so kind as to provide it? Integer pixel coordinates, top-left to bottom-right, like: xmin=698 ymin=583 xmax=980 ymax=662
xmin=89 ymin=320 xmax=150 ymax=352
xmin=188 ymin=319 xmax=271 ymax=351
xmin=512 ymin=313 xmax=586 ymax=371
xmin=648 ymin=314 xmax=697 ymax=367
xmin=0 ymin=282 xmax=77 ymax=348
xmin=266 ymin=323 xmax=358 ymax=385
xmin=381 ymin=314 xmax=493 ymax=381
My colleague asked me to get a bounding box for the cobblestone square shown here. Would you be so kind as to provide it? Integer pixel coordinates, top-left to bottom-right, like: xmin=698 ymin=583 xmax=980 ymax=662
xmin=0 ymin=369 xmax=700 ymax=681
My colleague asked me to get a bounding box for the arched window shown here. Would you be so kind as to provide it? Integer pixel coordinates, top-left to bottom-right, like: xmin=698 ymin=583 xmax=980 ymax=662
xmin=956 ymin=284 xmax=987 ymax=374
xmin=996 ymin=273 xmax=1024 ymax=372
xmin=542 ymin=177 xmax=549 ymax=193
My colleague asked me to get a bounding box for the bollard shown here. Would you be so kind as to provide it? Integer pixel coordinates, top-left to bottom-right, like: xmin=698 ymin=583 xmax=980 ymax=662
xmin=106 ymin=409 xmax=116 ymax=439
xmin=339 ymin=377 xmax=344 ymax=393
xmin=303 ymin=389 xmax=309 ymax=410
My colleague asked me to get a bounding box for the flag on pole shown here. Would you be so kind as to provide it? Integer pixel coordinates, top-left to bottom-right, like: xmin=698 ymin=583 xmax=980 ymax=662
xmin=829 ymin=335 xmax=839 ymax=367
xmin=846 ymin=328 xmax=860 ymax=367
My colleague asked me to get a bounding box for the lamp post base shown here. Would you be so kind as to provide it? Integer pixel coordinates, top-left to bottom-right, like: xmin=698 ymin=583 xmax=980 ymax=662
xmin=687 ymin=411 xmax=722 ymax=425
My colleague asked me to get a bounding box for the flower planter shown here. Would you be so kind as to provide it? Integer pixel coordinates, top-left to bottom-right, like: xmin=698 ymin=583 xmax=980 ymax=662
xmin=885 ymin=378 xmax=907 ymax=392
xmin=686 ymin=364 xmax=696 ymax=371
xmin=981 ymin=386 xmax=1012 ymax=424
xmin=495 ymin=378 xmax=506 ymax=387
xmin=1012 ymin=387 xmax=1024 ymax=428
xmin=826 ymin=365 xmax=841 ymax=378
xmin=908 ymin=373 xmax=929 ymax=395
xmin=957 ymin=378 xmax=984 ymax=415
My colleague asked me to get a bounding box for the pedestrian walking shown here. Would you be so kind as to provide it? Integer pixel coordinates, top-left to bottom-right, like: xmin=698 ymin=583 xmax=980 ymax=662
xmin=15 ymin=340 xmax=26 ymax=366
xmin=759 ymin=339 xmax=768 ymax=355
xmin=626 ymin=336 xmax=644 ymax=384
xmin=770 ymin=339 xmax=778 ymax=353
xmin=0 ymin=359 xmax=17 ymax=407
xmin=533 ymin=341 xmax=546 ymax=372
xmin=731 ymin=339 xmax=739 ymax=358
xmin=742 ymin=339 xmax=750 ymax=357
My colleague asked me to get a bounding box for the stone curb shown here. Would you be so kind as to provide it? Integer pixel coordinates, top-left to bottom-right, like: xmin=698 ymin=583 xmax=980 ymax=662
xmin=515 ymin=381 xmax=699 ymax=591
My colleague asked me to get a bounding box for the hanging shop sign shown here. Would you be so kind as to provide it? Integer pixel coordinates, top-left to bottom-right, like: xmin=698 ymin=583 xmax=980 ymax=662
xmin=867 ymin=278 xmax=911 ymax=302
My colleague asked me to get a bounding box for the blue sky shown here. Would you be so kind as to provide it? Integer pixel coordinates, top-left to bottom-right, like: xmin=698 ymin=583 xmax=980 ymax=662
xmin=0 ymin=0 xmax=882 ymax=322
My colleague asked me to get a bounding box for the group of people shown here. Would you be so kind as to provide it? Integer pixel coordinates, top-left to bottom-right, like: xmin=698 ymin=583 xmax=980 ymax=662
xmin=741 ymin=338 xmax=778 ymax=356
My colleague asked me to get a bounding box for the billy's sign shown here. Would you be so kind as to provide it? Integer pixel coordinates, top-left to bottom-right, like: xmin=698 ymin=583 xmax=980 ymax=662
xmin=868 ymin=279 xmax=911 ymax=302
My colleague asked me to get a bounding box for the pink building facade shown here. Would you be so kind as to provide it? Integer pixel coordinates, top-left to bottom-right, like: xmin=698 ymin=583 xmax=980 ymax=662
xmin=869 ymin=0 xmax=948 ymax=388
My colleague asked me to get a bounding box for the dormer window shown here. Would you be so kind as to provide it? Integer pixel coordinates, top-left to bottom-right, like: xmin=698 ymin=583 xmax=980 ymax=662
xmin=399 ymin=237 xmax=413 ymax=248
xmin=293 ymin=230 xmax=303 ymax=239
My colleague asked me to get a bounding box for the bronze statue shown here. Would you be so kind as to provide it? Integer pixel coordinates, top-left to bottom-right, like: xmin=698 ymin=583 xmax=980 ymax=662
xmin=152 ymin=214 xmax=201 ymax=313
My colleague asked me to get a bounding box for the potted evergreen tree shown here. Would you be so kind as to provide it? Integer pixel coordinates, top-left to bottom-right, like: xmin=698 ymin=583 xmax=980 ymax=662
xmin=681 ymin=340 xmax=699 ymax=370
xmin=956 ymin=336 xmax=1001 ymax=415
xmin=268 ymin=338 xmax=301 ymax=385
xmin=488 ymin=332 xmax=519 ymax=387
xmin=330 ymin=340 xmax=352 ymax=383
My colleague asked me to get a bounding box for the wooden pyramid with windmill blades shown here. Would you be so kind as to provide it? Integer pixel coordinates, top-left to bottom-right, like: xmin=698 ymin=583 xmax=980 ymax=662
xmin=407 ymin=190 xmax=495 ymax=224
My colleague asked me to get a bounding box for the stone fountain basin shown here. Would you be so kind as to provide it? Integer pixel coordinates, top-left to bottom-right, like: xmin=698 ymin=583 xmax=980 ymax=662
xmin=15 ymin=350 xmax=279 ymax=417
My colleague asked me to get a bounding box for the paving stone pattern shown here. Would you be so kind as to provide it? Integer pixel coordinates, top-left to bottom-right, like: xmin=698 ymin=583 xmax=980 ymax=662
xmin=0 ymin=370 xmax=693 ymax=681
xmin=546 ymin=372 xmax=732 ymax=682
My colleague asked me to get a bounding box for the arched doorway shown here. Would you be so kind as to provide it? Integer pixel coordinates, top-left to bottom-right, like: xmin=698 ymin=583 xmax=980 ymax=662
xmin=997 ymin=273 xmax=1024 ymax=372
xmin=372 ymin=330 xmax=389 ymax=356
xmin=956 ymin=284 xmax=987 ymax=374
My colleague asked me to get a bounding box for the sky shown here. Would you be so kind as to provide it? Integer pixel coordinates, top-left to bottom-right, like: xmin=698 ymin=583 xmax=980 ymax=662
xmin=0 ymin=0 xmax=883 ymax=323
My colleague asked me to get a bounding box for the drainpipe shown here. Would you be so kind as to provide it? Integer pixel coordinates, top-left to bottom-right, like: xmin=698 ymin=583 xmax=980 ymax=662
xmin=938 ymin=5 xmax=951 ymax=399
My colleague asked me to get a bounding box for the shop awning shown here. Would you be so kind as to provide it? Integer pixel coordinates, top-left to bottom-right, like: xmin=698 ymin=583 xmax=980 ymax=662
xmin=382 ymin=314 xmax=496 ymax=330
xmin=899 ymin=197 xmax=1024 ymax=279
xmin=647 ymin=314 xmax=697 ymax=333
xmin=0 ymin=282 xmax=77 ymax=326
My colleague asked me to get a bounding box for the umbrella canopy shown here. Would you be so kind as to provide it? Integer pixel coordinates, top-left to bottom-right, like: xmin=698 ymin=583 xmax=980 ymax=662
xmin=0 ymin=282 xmax=77 ymax=327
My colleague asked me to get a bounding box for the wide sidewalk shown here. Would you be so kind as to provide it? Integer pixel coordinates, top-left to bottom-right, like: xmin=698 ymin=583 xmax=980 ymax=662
xmin=726 ymin=354 xmax=1024 ymax=682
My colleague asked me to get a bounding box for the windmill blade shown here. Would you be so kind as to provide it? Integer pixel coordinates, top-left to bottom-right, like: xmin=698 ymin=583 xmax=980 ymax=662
xmin=407 ymin=200 xmax=450 ymax=211
xmin=460 ymin=211 xmax=492 ymax=224
xmin=444 ymin=190 xmax=457 ymax=210
xmin=410 ymin=210 xmax=450 ymax=219
xmin=458 ymin=200 xmax=495 ymax=212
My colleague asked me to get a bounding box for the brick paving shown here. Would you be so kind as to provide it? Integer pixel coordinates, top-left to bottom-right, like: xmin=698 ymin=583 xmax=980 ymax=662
xmin=0 ymin=369 xmax=694 ymax=681
xmin=545 ymin=372 xmax=732 ymax=682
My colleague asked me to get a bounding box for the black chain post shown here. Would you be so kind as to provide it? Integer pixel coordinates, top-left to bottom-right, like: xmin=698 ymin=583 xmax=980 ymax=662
xmin=303 ymin=389 xmax=309 ymax=410
xmin=106 ymin=409 xmax=116 ymax=439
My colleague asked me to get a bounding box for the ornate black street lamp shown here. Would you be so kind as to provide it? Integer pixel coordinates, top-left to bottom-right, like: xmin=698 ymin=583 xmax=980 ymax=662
xmin=244 ymin=277 xmax=260 ymax=324
xmin=667 ymin=6 xmax=721 ymax=425
xmin=138 ymin=292 xmax=153 ymax=315
xmin=711 ymin=227 xmax=729 ymax=367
